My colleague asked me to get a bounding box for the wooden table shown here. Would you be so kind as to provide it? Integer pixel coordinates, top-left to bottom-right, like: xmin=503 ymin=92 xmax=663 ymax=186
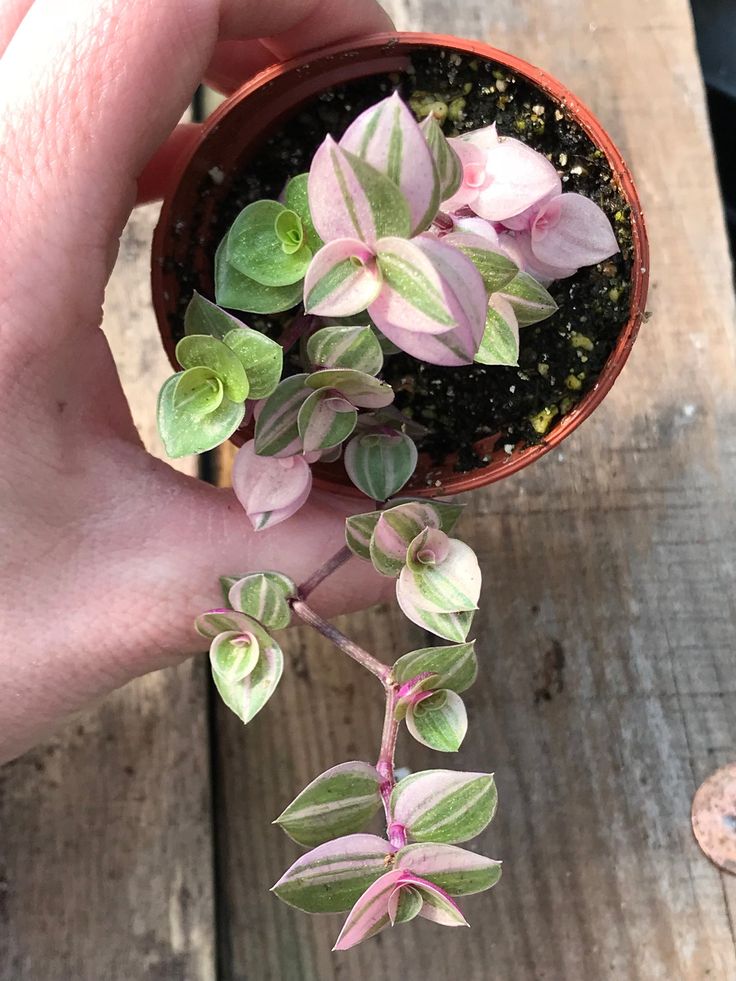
xmin=2 ymin=0 xmax=735 ymax=977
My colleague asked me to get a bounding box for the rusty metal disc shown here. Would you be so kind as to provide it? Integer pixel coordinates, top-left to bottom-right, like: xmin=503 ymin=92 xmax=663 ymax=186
xmin=691 ymin=762 xmax=736 ymax=874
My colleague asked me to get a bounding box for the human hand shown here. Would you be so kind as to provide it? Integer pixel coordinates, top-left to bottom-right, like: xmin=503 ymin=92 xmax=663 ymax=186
xmin=0 ymin=0 xmax=394 ymax=762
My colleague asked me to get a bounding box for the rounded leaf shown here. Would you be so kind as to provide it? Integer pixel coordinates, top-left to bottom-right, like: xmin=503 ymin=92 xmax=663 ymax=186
xmin=531 ymin=192 xmax=619 ymax=269
xmin=344 ymin=432 xmax=418 ymax=501
xmin=393 ymin=643 xmax=478 ymax=695
xmin=210 ymin=630 xmax=260 ymax=682
xmin=284 ymin=173 xmax=323 ymax=252
xmin=228 ymin=572 xmax=296 ymax=630
xmin=157 ymin=374 xmax=244 ymax=459
xmin=297 ymin=390 xmax=357 ymax=454
xmin=304 ymin=239 xmax=382 ymax=318
xmin=215 ymin=237 xmax=303 ymax=314
xmin=398 ymin=533 xmax=481 ymax=615
xmin=213 ymin=634 xmax=283 ymax=725
xmin=369 ymin=501 xmax=444 ymax=578
xmin=275 ymin=761 xmax=383 ymax=848
xmin=305 ymin=368 xmax=394 ymax=410
xmin=175 ymin=335 xmax=249 ymax=403
xmin=195 ymin=608 xmax=263 ymax=640
xmin=406 ymin=690 xmax=468 ymax=752
xmin=223 ymin=328 xmax=283 ymax=400
xmin=307 ymin=325 xmax=383 ymax=376
xmin=173 ymin=367 xmax=224 ymax=417
xmin=473 ymin=138 xmax=561 ymax=222
xmin=226 ymin=200 xmax=312 ymax=286
xmin=232 ymin=440 xmax=312 ymax=531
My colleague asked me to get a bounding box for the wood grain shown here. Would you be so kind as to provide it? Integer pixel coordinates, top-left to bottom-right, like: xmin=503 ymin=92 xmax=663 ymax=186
xmin=212 ymin=1 xmax=736 ymax=978
xmin=0 ymin=201 xmax=216 ymax=981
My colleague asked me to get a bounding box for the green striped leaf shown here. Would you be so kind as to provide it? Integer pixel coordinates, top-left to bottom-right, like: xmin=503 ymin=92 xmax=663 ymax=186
xmin=497 ymin=270 xmax=559 ymax=326
xmin=393 ymin=643 xmax=478 ymax=695
xmin=209 ymin=630 xmax=260 ymax=682
xmin=396 ymin=843 xmax=501 ymax=896
xmin=303 ymin=239 xmax=382 ymax=318
xmin=305 ymin=368 xmax=394 ymax=410
xmin=443 ymin=232 xmax=519 ymax=293
xmin=172 ymin=367 xmax=224 ymax=417
xmin=275 ymin=762 xmax=383 ymax=848
xmin=157 ymin=374 xmax=244 ymax=459
xmin=406 ymin=690 xmax=468 ymax=752
xmin=212 ymin=636 xmax=283 ymax=725
xmin=184 ymin=291 xmax=246 ymax=341
xmin=272 ymin=834 xmax=394 ymax=913
xmin=345 ymin=511 xmax=382 ymax=561
xmin=369 ymin=501 xmax=445 ymax=578
xmin=339 ymin=92 xmax=440 ymax=235
xmin=284 ymin=173 xmax=323 ymax=253
xmin=215 ymin=237 xmax=303 ymax=314
xmin=222 ymin=327 xmax=283 ymax=400
xmin=226 ymin=200 xmax=312 ymax=287
xmin=228 ymin=572 xmax=296 ymax=631
xmin=344 ymin=432 xmax=418 ymax=501
xmin=406 ymin=608 xmax=476 ymax=644
xmin=307 ymin=325 xmax=383 ymax=376
xmin=175 ymin=335 xmax=249 ymax=403
xmin=390 ymin=498 xmax=464 ymax=536
xmin=391 ymin=770 xmax=497 ymax=845
xmin=195 ymin=609 xmax=263 ymax=640
xmin=308 ymin=136 xmax=412 ymax=246
xmin=420 ymin=115 xmax=463 ymax=201
xmin=254 ymin=374 xmax=310 ymax=457
xmin=297 ymin=390 xmax=358 ymax=454
xmin=389 ymin=884 xmax=424 ymax=925
xmin=475 ymin=295 xmax=520 ymax=367
xmin=400 ymin=531 xmax=481 ymax=615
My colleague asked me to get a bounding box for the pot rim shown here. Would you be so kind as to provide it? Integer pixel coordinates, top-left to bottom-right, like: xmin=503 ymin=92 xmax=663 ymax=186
xmin=151 ymin=31 xmax=649 ymax=499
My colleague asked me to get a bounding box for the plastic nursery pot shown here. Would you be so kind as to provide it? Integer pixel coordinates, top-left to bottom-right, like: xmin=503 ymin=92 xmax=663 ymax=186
xmin=151 ymin=32 xmax=649 ymax=500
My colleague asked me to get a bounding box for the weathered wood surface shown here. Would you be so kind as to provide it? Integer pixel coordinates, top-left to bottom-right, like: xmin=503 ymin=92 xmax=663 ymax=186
xmin=0 ymin=200 xmax=216 ymax=980
xmin=212 ymin=1 xmax=736 ymax=979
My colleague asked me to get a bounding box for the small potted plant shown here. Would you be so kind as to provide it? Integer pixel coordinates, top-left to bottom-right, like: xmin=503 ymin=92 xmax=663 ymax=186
xmin=151 ymin=33 xmax=648 ymax=951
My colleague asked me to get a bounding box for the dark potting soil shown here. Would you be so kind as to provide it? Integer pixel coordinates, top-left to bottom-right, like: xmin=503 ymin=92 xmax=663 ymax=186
xmin=168 ymin=48 xmax=634 ymax=474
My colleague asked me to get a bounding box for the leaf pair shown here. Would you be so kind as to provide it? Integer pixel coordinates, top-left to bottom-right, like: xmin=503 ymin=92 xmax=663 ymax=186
xmin=196 ymin=573 xmax=296 ymax=724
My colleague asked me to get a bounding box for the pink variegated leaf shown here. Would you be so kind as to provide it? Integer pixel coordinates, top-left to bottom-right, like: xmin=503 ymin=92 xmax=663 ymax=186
xmin=308 ymin=136 xmax=412 ymax=246
xmin=195 ymin=609 xmax=262 ymax=640
xmin=272 ymin=834 xmax=395 ymax=914
xmin=391 ymin=769 xmax=497 ymax=845
xmin=420 ymin=115 xmax=463 ymax=202
xmin=253 ymin=374 xmax=310 ymax=458
xmin=344 ymin=510 xmax=382 ymax=561
xmin=463 ymin=123 xmax=501 ymax=153
xmin=303 ymin=239 xmax=382 ymax=317
xmin=499 ymin=230 xmax=578 ymax=286
xmin=441 ymin=231 xmax=518 ymax=293
xmin=332 ymin=870 xmax=404 ymax=950
xmin=305 ymin=368 xmax=394 ymax=410
xmin=531 ymin=192 xmax=620 ymax=269
xmin=387 ymin=884 xmax=424 ymax=925
xmin=414 ymin=880 xmax=469 ymax=927
xmin=212 ymin=638 xmax=283 ymax=725
xmin=370 ymin=236 xmax=487 ymax=366
xmin=396 ymin=842 xmax=502 ymax=896
xmin=228 ymin=572 xmax=295 ymax=630
xmin=340 ymin=92 xmax=440 ymax=235
xmin=369 ymin=501 xmax=444 ymax=577
xmin=297 ymin=390 xmax=357 ymax=454
xmin=405 ymin=690 xmax=468 ymax=752
xmin=442 ymin=138 xmax=488 ymax=212
xmin=232 ymin=440 xmax=312 ymax=531
xmin=399 ymin=529 xmax=481 ymax=614
xmin=474 ymin=138 xmax=562 ymax=222
xmin=452 ymin=216 xmax=501 ymax=246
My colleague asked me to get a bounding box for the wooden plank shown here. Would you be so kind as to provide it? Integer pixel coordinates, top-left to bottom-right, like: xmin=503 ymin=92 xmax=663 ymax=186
xmin=211 ymin=0 xmax=736 ymax=977
xmin=0 ymin=199 xmax=216 ymax=980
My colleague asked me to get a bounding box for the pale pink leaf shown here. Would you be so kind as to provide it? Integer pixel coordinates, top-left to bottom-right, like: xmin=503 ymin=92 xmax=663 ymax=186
xmin=531 ymin=192 xmax=620 ymax=269
xmin=442 ymin=138 xmax=488 ymax=211
xmin=474 ymin=138 xmax=561 ymax=222
xmin=303 ymin=238 xmax=381 ymax=317
xmin=332 ymin=870 xmax=404 ymax=950
xmin=499 ymin=230 xmax=578 ymax=285
xmin=232 ymin=440 xmax=312 ymax=531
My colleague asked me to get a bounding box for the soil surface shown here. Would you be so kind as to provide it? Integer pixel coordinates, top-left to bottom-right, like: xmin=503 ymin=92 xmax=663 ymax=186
xmin=167 ymin=47 xmax=633 ymax=473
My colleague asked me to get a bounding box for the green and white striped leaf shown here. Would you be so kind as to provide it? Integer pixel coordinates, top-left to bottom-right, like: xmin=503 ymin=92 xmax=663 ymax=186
xmin=303 ymin=239 xmax=383 ymax=318
xmin=175 ymin=335 xmax=249 ymax=403
xmin=307 ymin=325 xmax=383 ymax=376
xmin=406 ymin=690 xmax=468 ymax=753
xmin=393 ymin=643 xmax=478 ymax=695
xmin=195 ymin=609 xmax=263 ymax=640
xmin=214 ymin=237 xmax=303 ymax=314
xmin=157 ymin=374 xmax=244 ymax=459
xmin=305 ymin=368 xmax=394 ymax=410
xmin=420 ymin=115 xmax=463 ymax=201
xmin=475 ymin=295 xmax=520 ymax=367
xmin=226 ymin=200 xmax=312 ymax=287
xmin=390 ymin=498 xmax=464 ymax=536
xmin=391 ymin=770 xmax=497 ymax=845
xmin=172 ymin=367 xmax=224 ymax=417
xmin=254 ymin=373 xmax=310 ymax=457
xmin=339 ymin=92 xmax=440 ymax=235
xmin=443 ymin=232 xmax=518 ymax=293
xmin=413 ymin=880 xmax=469 ymax=928
xmin=344 ymin=432 xmax=418 ymax=501
xmin=297 ymin=390 xmax=358 ymax=454
xmin=396 ymin=843 xmax=502 ymax=896
xmin=388 ymin=884 xmax=424 ymax=925
xmin=369 ymin=501 xmax=445 ymax=577
xmin=275 ymin=762 xmax=383 ymax=848
xmin=399 ymin=531 xmax=481 ymax=614
xmin=223 ymin=328 xmax=283 ymax=400
xmin=209 ymin=630 xmax=260 ymax=683
xmin=345 ymin=510 xmax=382 ymax=561
xmin=228 ymin=572 xmax=296 ymax=630
xmin=406 ymin=608 xmax=476 ymax=644
xmin=212 ymin=635 xmax=283 ymax=725
xmin=497 ymin=270 xmax=559 ymax=326
xmin=284 ymin=173 xmax=323 ymax=253
xmin=184 ymin=291 xmax=248 ymax=341
xmin=271 ymin=834 xmax=395 ymax=913
xmin=308 ymin=136 xmax=412 ymax=246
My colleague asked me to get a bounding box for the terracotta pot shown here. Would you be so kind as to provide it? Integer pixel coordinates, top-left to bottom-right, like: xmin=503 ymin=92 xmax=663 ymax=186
xmin=151 ymin=32 xmax=649 ymax=499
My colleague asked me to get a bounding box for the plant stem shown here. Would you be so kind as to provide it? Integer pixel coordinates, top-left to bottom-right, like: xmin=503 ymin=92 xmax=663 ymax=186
xmin=377 ymin=686 xmax=406 ymax=849
xmin=290 ymin=599 xmax=390 ymax=684
xmin=298 ymin=546 xmax=353 ymax=600
xmin=278 ymin=311 xmax=314 ymax=354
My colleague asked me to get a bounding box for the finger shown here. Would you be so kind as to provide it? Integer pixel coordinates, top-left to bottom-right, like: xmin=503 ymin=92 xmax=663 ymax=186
xmin=204 ymin=39 xmax=277 ymax=95
xmin=0 ymin=0 xmax=33 ymax=53
xmin=135 ymin=123 xmax=201 ymax=205
xmin=1 ymin=0 xmax=394 ymax=339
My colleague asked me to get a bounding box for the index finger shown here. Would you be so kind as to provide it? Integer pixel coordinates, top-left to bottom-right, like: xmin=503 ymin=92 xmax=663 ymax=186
xmin=0 ymin=0 xmax=393 ymax=338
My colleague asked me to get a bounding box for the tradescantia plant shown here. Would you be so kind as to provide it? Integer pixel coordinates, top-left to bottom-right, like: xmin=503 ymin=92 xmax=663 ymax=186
xmin=156 ymin=91 xmax=620 ymax=950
